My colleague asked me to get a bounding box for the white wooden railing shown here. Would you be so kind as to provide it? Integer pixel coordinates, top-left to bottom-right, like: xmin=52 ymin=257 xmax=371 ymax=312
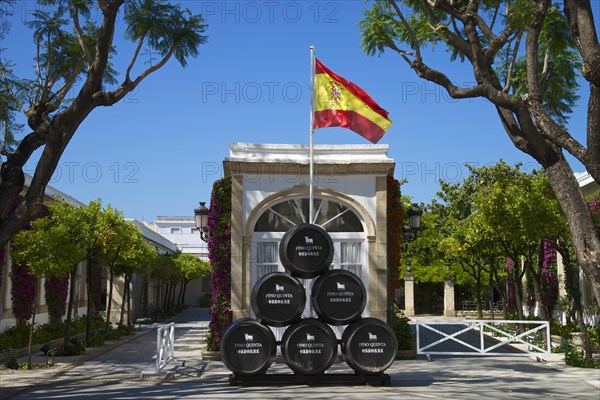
xmin=416 ymin=319 xmax=550 ymax=356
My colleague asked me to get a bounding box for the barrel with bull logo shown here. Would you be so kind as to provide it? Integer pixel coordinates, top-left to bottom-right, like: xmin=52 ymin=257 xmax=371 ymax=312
xmin=311 ymin=269 xmax=366 ymax=325
xmin=341 ymin=317 xmax=397 ymax=375
xmin=220 ymin=318 xmax=277 ymax=376
xmin=250 ymin=272 xmax=306 ymax=327
xmin=279 ymin=223 xmax=334 ymax=279
xmin=280 ymin=318 xmax=338 ymax=375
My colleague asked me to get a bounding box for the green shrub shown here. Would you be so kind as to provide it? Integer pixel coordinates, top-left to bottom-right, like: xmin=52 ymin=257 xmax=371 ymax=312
xmin=56 ymin=339 xmax=86 ymax=356
xmin=89 ymin=333 xmax=105 ymax=347
xmin=104 ymin=328 xmax=123 ymax=341
xmin=565 ymin=348 xmax=600 ymax=369
xmin=198 ymin=293 xmax=211 ymax=308
xmin=0 ymin=323 xmax=29 ymax=352
xmin=393 ymin=312 xmax=414 ymax=351
xmin=118 ymin=325 xmax=136 ymax=336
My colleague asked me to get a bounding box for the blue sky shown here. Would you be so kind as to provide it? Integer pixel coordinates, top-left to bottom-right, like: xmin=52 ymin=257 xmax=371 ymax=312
xmin=1 ymin=1 xmax=595 ymax=222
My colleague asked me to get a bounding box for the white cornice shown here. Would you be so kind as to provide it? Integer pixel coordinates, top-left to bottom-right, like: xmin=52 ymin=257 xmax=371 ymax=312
xmin=225 ymin=142 xmax=394 ymax=165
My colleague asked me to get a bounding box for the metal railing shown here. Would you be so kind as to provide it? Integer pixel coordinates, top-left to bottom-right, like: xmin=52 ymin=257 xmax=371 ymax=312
xmin=416 ymin=319 xmax=550 ymax=356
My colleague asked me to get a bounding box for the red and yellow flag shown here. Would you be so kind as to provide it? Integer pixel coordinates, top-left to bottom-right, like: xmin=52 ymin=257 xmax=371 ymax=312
xmin=313 ymin=58 xmax=392 ymax=144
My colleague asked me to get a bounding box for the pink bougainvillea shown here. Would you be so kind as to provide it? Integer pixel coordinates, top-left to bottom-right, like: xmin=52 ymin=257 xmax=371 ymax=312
xmin=45 ymin=273 xmax=69 ymax=324
xmin=11 ymin=261 xmax=37 ymax=323
xmin=541 ymin=241 xmax=558 ymax=313
xmin=206 ymin=176 xmax=232 ymax=350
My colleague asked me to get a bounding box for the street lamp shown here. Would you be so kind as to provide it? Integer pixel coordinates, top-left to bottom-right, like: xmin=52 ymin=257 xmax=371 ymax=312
xmin=403 ymin=203 xmax=423 ymax=272
xmin=193 ymin=202 xmax=209 ymax=243
xmin=407 ymin=203 xmax=423 ymax=231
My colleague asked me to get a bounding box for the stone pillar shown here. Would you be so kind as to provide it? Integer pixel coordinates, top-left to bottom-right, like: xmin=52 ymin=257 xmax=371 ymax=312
xmin=444 ymin=277 xmax=455 ymax=317
xmin=404 ymin=273 xmax=415 ymax=317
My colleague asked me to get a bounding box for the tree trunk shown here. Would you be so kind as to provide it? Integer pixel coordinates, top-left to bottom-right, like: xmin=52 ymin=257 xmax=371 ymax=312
xmin=126 ymin=273 xmax=132 ymax=326
xmin=105 ymin=265 xmax=114 ymax=333
xmin=171 ymin=282 xmax=177 ymax=309
xmin=177 ymin=281 xmax=185 ymax=308
xmin=543 ymin=156 xmax=600 ymax=309
xmin=85 ymin=259 xmax=92 ymax=346
xmin=561 ymin=246 xmax=593 ymax=360
xmin=488 ymin=273 xmax=495 ymax=320
xmin=26 ymin=281 xmax=38 ymax=369
xmin=64 ymin=265 xmax=78 ymax=345
xmin=475 ymin=266 xmax=483 ymax=320
xmin=181 ymin=280 xmax=189 ymax=308
xmin=119 ymin=275 xmax=129 ymax=327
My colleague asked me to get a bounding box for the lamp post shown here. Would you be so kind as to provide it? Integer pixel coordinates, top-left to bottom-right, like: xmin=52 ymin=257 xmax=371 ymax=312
xmin=401 ymin=203 xmax=422 ymax=318
xmin=193 ymin=202 xmax=209 ymax=243
xmin=403 ymin=203 xmax=423 ymax=271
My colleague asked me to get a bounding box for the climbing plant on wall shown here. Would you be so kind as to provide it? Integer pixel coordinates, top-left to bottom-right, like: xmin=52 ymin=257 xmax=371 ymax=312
xmin=387 ymin=175 xmax=403 ymax=296
xmin=206 ymin=175 xmax=232 ymax=351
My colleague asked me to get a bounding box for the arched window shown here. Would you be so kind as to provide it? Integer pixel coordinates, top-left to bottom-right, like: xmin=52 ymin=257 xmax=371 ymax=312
xmin=251 ymin=196 xmax=368 ymax=332
xmin=254 ymin=198 xmax=364 ymax=232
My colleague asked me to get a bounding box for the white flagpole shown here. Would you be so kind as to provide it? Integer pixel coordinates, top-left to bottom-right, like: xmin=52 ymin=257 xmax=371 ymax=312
xmin=309 ymin=46 xmax=315 ymax=224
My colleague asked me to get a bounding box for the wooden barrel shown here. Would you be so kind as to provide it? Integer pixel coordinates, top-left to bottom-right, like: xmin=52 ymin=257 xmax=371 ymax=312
xmin=281 ymin=318 xmax=338 ymax=375
xmin=311 ymin=269 xmax=366 ymax=325
xmin=251 ymin=272 xmax=306 ymax=327
xmin=279 ymin=223 xmax=334 ymax=279
xmin=341 ymin=318 xmax=398 ymax=375
xmin=220 ymin=318 xmax=277 ymax=376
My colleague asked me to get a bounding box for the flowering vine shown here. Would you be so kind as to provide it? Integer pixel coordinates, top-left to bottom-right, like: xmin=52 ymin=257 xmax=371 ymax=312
xmin=45 ymin=273 xmax=69 ymax=324
xmin=387 ymin=175 xmax=403 ymax=294
xmin=11 ymin=261 xmax=37 ymax=323
xmin=541 ymin=241 xmax=558 ymax=314
xmin=206 ymin=176 xmax=232 ymax=351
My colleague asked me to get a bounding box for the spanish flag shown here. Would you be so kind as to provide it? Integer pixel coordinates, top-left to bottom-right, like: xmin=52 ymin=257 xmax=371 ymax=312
xmin=313 ymin=58 xmax=392 ymax=144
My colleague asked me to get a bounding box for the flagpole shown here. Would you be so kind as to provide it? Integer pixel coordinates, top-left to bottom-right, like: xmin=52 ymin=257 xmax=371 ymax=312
xmin=309 ymin=45 xmax=315 ymax=224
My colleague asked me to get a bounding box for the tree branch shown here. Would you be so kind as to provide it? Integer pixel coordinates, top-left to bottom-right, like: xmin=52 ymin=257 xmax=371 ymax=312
xmin=94 ymin=42 xmax=178 ymax=107
xmin=418 ymin=0 xmax=473 ymax=61
xmin=70 ymin=1 xmax=93 ymax=68
xmin=525 ymin=0 xmax=550 ymax=100
xmin=410 ymin=59 xmax=514 ymax=108
xmin=503 ymin=32 xmax=523 ymax=92
xmin=388 ymin=0 xmax=421 ymax=60
xmin=522 ymin=94 xmax=587 ymax=165
xmin=0 ymin=63 xmax=26 ymax=114
xmin=564 ymin=0 xmax=600 ymax=86
xmin=125 ymin=33 xmax=147 ymax=82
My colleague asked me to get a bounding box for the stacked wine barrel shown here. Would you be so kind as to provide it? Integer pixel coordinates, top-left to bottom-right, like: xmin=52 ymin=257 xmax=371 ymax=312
xmin=221 ymin=223 xmax=397 ymax=380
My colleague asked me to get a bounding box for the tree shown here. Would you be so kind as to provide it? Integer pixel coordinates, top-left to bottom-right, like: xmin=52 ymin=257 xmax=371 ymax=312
xmin=101 ymin=217 xmax=155 ymax=331
xmin=0 ymin=0 xmax=207 ymax=252
xmin=173 ymin=253 xmax=210 ymax=308
xmin=112 ymin=234 xmax=156 ymax=327
xmin=360 ymin=0 xmax=600 ymax=308
xmin=11 ymin=201 xmax=83 ymax=366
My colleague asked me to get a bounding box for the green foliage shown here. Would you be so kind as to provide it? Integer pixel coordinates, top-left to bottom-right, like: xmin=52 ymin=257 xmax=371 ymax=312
xmin=174 ymin=253 xmax=209 ymax=282
xmin=393 ymin=311 xmax=414 ymax=351
xmin=124 ymin=0 xmax=208 ymax=67
xmin=565 ymin=347 xmax=600 ymax=369
xmin=360 ymin=1 xmax=582 ymax=122
xmin=198 ymin=293 xmax=211 ymax=307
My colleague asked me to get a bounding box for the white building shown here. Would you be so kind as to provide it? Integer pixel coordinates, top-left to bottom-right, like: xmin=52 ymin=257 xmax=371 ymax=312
xmin=224 ymin=142 xmax=396 ymax=327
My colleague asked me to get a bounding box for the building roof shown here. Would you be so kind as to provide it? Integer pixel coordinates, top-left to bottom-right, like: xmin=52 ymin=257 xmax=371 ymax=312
xmin=156 ymin=216 xmax=195 ymax=223
xmin=225 ymin=142 xmax=395 ymax=165
xmin=24 ymin=174 xmax=86 ymax=207
xmin=575 ymin=171 xmax=596 ymax=188
xmin=127 ymin=219 xmax=178 ymax=253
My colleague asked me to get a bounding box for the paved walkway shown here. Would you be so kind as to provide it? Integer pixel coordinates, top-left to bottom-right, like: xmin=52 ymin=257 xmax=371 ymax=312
xmin=1 ymin=309 xmax=598 ymax=399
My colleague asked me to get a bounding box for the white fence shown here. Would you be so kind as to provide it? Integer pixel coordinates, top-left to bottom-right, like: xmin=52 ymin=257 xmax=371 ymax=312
xmin=416 ymin=319 xmax=550 ymax=356
xmin=156 ymin=322 xmax=175 ymax=373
